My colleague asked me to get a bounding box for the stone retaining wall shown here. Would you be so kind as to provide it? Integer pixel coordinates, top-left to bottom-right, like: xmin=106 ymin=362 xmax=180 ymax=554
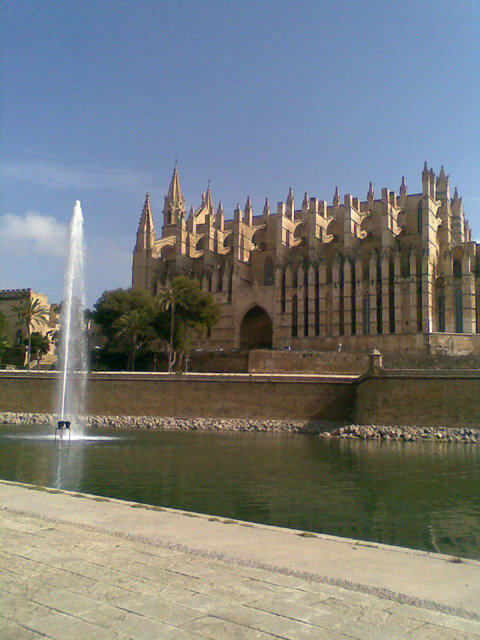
xmin=355 ymin=372 xmax=480 ymax=428
xmin=0 ymin=372 xmax=356 ymax=422
xmin=1 ymin=366 xmax=479 ymax=429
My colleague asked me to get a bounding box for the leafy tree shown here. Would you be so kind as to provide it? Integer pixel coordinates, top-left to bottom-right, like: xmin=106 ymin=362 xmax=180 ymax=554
xmin=158 ymin=281 xmax=187 ymax=372
xmin=92 ymin=288 xmax=169 ymax=370
xmin=0 ymin=312 xmax=10 ymax=368
xmin=113 ymin=309 xmax=156 ymax=371
xmin=170 ymin=276 xmax=221 ymax=365
xmin=11 ymin=297 xmax=50 ymax=370
xmin=91 ymin=280 xmax=220 ymax=371
xmin=25 ymin=332 xmax=50 ymax=368
xmin=92 ymin=288 xmax=156 ymax=339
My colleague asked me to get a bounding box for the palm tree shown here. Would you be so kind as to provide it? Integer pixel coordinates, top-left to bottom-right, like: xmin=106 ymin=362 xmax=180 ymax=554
xmin=0 ymin=312 xmax=10 ymax=369
xmin=157 ymin=283 xmax=187 ymax=372
xmin=12 ymin=297 xmax=50 ymax=370
xmin=113 ymin=309 xmax=155 ymax=371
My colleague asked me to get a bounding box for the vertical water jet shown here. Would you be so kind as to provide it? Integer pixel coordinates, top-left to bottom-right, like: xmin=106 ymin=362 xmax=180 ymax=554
xmin=58 ymin=201 xmax=88 ymax=429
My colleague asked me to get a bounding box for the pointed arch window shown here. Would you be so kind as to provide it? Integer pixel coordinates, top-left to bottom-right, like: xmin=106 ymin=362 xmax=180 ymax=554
xmin=227 ymin=271 xmax=233 ymax=303
xmin=363 ymin=292 xmax=370 ymax=335
xmin=292 ymin=295 xmax=298 ymax=337
xmin=417 ymin=202 xmax=423 ymax=234
xmin=264 ymin=258 xmax=274 ymax=286
xmin=453 ymin=259 xmax=462 ymax=278
xmin=303 ymin=267 xmax=309 ymax=336
xmin=438 ymin=289 xmax=445 ymax=332
xmin=377 ymin=293 xmax=383 ymax=334
xmin=455 ymin=288 xmax=463 ymax=333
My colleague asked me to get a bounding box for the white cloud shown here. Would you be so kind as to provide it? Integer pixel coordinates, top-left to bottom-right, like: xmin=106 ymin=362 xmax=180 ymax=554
xmin=0 ymin=210 xmax=68 ymax=258
xmin=1 ymin=159 xmax=154 ymax=194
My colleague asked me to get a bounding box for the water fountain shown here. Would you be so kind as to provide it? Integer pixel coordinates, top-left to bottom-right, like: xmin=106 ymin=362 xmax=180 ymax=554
xmin=57 ymin=201 xmax=88 ymax=434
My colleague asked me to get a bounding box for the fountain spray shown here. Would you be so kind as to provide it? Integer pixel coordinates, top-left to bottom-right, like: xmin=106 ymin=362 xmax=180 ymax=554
xmin=58 ymin=201 xmax=88 ymax=428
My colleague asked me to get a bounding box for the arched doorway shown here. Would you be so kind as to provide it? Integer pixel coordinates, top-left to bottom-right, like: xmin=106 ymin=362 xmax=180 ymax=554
xmin=239 ymin=306 xmax=273 ymax=349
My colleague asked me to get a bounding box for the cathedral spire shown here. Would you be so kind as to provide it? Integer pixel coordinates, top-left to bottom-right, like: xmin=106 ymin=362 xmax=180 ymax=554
xmin=245 ymin=195 xmax=253 ymax=226
xmin=367 ymin=181 xmax=374 ymax=203
xmin=302 ymin=192 xmax=309 ymax=212
xmin=205 ymin=184 xmax=214 ymax=214
xmin=167 ymin=166 xmax=184 ymax=206
xmin=263 ymin=197 xmax=271 ymax=219
xmin=286 ymin=187 xmax=294 ymax=219
xmin=135 ymin=193 xmax=156 ymax=250
xmin=399 ymin=176 xmax=407 ymax=206
xmin=163 ymin=165 xmax=185 ymax=229
xmin=333 ymin=186 xmax=340 ymax=207
xmin=215 ymin=201 xmax=224 ymax=230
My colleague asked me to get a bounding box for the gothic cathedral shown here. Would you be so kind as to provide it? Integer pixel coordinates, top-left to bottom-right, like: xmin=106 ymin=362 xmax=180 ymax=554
xmin=133 ymin=164 xmax=479 ymax=354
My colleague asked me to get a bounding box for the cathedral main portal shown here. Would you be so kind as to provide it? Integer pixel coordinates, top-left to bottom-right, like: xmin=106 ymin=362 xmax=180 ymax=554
xmin=239 ymin=306 xmax=273 ymax=349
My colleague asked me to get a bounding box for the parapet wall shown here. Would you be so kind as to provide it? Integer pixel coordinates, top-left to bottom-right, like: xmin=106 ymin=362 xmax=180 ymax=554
xmin=0 ymin=369 xmax=479 ymax=428
xmin=249 ymin=350 xmax=369 ymax=374
xmin=0 ymin=372 xmax=356 ymax=422
xmin=355 ymin=371 xmax=480 ymax=428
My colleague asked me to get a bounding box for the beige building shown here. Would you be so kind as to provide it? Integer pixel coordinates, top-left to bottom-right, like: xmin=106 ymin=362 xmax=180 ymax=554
xmin=0 ymin=289 xmax=58 ymax=366
xmin=132 ymin=164 xmax=480 ymax=355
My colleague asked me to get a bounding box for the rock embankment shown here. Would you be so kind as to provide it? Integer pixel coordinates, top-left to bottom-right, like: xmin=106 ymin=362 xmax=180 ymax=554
xmin=0 ymin=413 xmax=478 ymax=442
xmin=85 ymin=415 xmax=321 ymax=433
xmin=319 ymin=424 xmax=479 ymax=443
xmin=0 ymin=412 xmax=321 ymax=433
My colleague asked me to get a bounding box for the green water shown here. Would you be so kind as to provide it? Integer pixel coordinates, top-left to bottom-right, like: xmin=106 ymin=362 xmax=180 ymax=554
xmin=1 ymin=424 xmax=479 ymax=559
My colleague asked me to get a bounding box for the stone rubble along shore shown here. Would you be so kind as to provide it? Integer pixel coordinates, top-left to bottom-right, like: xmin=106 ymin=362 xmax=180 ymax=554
xmin=0 ymin=412 xmax=320 ymax=433
xmin=319 ymin=424 xmax=479 ymax=443
xmin=0 ymin=412 xmax=478 ymax=442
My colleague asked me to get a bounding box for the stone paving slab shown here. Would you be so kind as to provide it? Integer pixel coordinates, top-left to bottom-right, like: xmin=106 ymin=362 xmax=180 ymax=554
xmin=1 ymin=480 xmax=480 ymax=640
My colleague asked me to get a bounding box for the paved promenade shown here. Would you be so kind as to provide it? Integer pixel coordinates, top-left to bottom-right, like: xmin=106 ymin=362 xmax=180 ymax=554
xmin=1 ymin=480 xmax=479 ymax=640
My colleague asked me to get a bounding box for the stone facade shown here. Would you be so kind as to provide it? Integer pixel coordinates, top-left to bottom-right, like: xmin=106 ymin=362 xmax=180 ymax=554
xmin=132 ymin=164 xmax=480 ymax=354
xmin=0 ymin=289 xmax=58 ymax=366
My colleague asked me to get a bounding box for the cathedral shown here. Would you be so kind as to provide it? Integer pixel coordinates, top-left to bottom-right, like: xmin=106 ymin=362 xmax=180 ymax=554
xmin=132 ymin=164 xmax=480 ymax=355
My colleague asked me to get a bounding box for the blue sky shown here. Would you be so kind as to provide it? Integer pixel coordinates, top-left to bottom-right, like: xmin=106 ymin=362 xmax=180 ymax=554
xmin=1 ymin=0 xmax=479 ymax=308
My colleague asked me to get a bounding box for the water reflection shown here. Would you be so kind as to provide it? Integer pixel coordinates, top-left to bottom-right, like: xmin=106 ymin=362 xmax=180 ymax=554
xmin=0 ymin=424 xmax=478 ymax=559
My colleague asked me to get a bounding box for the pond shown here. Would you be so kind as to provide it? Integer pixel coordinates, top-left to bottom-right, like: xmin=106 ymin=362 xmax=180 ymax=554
xmin=1 ymin=424 xmax=479 ymax=560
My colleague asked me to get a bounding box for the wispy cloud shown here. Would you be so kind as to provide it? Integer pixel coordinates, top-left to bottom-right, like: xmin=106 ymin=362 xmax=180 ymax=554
xmin=0 ymin=210 xmax=68 ymax=258
xmin=1 ymin=159 xmax=154 ymax=194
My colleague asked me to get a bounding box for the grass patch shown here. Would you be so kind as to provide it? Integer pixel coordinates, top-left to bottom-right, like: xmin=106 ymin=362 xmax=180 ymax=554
xmin=222 ymin=519 xmax=237 ymax=525
xmin=92 ymin=497 xmax=110 ymax=502
xmin=208 ymin=517 xmax=220 ymax=522
xmin=299 ymin=531 xmax=317 ymax=538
